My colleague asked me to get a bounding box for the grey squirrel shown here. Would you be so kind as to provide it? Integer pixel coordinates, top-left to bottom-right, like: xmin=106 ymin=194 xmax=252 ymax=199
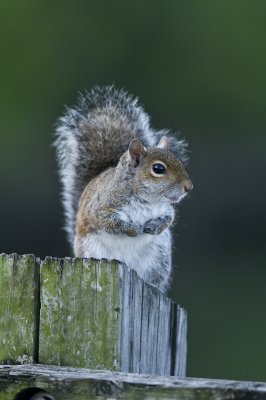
xmin=55 ymin=86 xmax=192 ymax=292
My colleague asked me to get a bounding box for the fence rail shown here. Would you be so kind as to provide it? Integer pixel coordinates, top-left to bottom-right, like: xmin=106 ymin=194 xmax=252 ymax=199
xmin=2 ymin=364 xmax=266 ymax=400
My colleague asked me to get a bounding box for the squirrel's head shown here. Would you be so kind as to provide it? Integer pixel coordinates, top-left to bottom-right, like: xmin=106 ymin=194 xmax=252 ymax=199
xmin=126 ymin=137 xmax=193 ymax=204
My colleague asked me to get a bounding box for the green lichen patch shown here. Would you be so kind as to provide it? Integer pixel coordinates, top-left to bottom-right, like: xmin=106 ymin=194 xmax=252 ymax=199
xmin=0 ymin=254 xmax=40 ymax=364
xmin=39 ymin=257 xmax=120 ymax=370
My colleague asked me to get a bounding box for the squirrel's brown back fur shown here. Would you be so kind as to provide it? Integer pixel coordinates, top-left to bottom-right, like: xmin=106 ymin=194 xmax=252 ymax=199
xmin=55 ymin=86 xmax=188 ymax=246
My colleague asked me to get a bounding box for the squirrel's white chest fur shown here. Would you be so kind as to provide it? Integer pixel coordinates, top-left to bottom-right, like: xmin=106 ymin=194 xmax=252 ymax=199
xmin=118 ymin=200 xmax=173 ymax=227
xmin=76 ymin=201 xmax=174 ymax=284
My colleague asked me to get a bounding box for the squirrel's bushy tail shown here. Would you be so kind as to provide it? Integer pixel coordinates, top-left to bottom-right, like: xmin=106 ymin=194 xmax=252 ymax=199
xmin=54 ymin=85 xmax=188 ymax=246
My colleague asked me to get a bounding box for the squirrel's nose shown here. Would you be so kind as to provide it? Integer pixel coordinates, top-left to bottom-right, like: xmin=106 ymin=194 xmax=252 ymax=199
xmin=182 ymin=179 xmax=193 ymax=194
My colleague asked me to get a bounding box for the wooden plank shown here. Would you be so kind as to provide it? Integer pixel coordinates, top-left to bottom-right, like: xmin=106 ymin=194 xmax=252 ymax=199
xmin=118 ymin=266 xmax=187 ymax=376
xmin=174 ymin=303 xmax=187 ymax=376
xmin=0 ymin=254 xmax=40 ymax=364
xmin=1 ymin=364 xmax=266 ymax=400
xmin=39 ymin=257 xmax=119 ymax=370
xmin=39 ymin=257 xmax=187 ymax=376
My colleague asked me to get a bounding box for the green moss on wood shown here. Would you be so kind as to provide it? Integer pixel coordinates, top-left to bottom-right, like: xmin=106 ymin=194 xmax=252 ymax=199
xmin=0 ymin=254 xmax=39 ymax=364
xmin=39 ymin=257 xmax=120 ymax=369
xmin=1 ymin=365 xmax=266 ymax=400
xmin=0 ymin=253 xmax=187 ymax=375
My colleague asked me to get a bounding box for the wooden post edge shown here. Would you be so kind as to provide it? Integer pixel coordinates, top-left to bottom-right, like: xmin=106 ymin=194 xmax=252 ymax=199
xmin=1 ymin=364 xmax=266 ymax=400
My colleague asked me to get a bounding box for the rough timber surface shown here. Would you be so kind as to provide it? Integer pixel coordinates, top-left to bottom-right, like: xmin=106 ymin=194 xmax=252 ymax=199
xmin=1 ymin=364 xmax=266 ymax=400
xmin=39 ymin=257 xmax=187 ymax=376
xmin=39 ymin=257 xmax=120 ymax=370
xmin=0 ymin=254 xmax=40 ymax=364
xmin=0 ymin=254 xmax=187 ymax=376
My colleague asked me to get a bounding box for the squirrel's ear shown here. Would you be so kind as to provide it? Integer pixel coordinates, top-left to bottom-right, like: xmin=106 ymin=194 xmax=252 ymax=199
xmin=129 ymin=139 xmax=147 ymax=167
xmin=157 ymin=136 xmax=170 ymax=149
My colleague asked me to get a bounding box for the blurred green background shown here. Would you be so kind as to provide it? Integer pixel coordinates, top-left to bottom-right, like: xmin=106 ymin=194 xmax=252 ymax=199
xmin=0 ymin=0 xmax=265 ymax=381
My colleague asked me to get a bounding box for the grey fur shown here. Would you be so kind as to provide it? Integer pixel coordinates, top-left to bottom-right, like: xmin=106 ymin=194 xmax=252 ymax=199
xmin=55 ymin=86 xmax=188 ymax=246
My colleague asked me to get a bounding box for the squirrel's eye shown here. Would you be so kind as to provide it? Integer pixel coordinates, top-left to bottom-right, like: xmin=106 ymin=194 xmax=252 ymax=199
xmin=152 ymin=163 xmax=166 ymax=175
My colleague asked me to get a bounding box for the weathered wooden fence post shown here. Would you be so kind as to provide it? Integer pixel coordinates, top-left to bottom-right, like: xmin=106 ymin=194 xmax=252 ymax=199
xmin=0 ymin=253 xmax=187 ymax=376
xmin=1 ymin=253 xmax=266 ymax=399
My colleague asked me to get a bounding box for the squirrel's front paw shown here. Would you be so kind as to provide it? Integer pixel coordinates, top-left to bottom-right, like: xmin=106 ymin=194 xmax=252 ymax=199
xmin=126 ymin=222 xmax=143 ymax=237
xmin=143 ymin=215 xmax=173 ymax=235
